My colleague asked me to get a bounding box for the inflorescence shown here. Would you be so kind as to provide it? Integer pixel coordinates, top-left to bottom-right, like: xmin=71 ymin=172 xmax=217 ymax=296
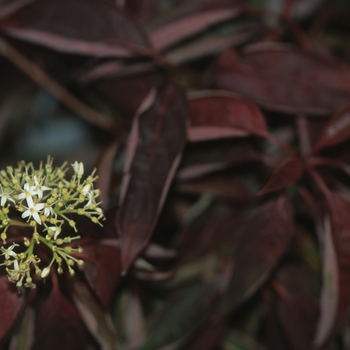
xmin=0 ymin=156 xmax=105 ymax=288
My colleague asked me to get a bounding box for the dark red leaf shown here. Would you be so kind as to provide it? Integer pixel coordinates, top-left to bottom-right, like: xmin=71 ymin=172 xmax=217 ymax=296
xmin=222 ymin=195 xmax=294 ymax=312
xmin=274 ymin=265 xmax=319 ymax=350
xmin=33 ymin=284 xmax=87 ymax=350
xmin=0 ymin=0 xmax=33 ymax=20
xmin=317 ymin=192 xmax=350 ymax=345
xmin=143 ymin=280 xmax=222 ymax=349
xmin=80 ymin=240 xmax=121 ymax=308
xmin=188 ymin=91 xmax=267 ymax=142
xmin=150 ymin=7 xmax=242 ymax=50
xmin=71 ymin=279 xmax=119 ymax=350
xmin=0 ymin=275 xmax=24 ymax=345
xmin=95 ymin=140 xmax=119 ymax=211
xmin=116 ymin=83 xmax=188 ymax=272
xmin=212 ymin=43 xmax=350 ymax=115
xmin=181 ymin=314 xmax=226 ymax=350
xmin=311 ymin=106 xmax=350 ymax=153
xmin=259 ymin=158 xmax=304 ymax=196
xmin=0 ymin=0 xmax=152 ymax=58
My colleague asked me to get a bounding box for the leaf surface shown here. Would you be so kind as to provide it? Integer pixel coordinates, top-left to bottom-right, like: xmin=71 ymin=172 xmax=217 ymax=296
xmin=188 ymin=91 xmax=267 ymax=142
xmin=0 ymin=0 xmax=152 ymax=58
xmin=222 ymin=195 xmax=294 ymax=312
xmin=116 ymin=83 xmax=188 ymax=272
xmin=212 ymin=43 xmax=350 ymax=115
xmin=259 ymin=158 xmax=304 ymax=196
xmin=33 ymin=284 xmax=87 ymax=350
xmin=0 ymin=275 xmax=24 ymax=345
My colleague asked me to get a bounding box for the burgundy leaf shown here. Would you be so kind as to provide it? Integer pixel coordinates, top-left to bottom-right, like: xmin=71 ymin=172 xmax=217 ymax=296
xmin=150 ymin=7 xmax=242 ymax=50
xmin=116 ymin=83 xmax=188 ymax=272
xmin=325 ymin=193 xmax=350 ymax=335
xmin=181 ymin=314 xmax=226 ymax=350
xmin=80 ymin=241 xmax=121 ymax=308
xmin=0 ymin=0 xmax=152 ymax=58
xmin=311 ymin=105 xmax=350 ymax=153
xmin=0 ymin=275 xmax=24 ymax=345
xmin=0 ymin=0 xmax=33 ymax=20
xmin=33 ymin=284 xmax=87 ymax=350
xmin=314 ymin=215 xmax=338 ymax=347
xmin=188 ymin=91 xmax=267 ymax=142
xmin=165 ymin=21 xmax=261 ymax=65
xmin=274 ymin=265 xmax=319 ymax=350
xmin=222 ymin=195 xmax=294 ymax=312
xmin=95 ymin=141 xmax=119 ymax=211
xmin=143 ymin=280 xmax=222 ymax=349
xmin=71 ymin=279 xmax=119 ymax=350
xmin=212 ymin=43 xmax=350 ymax=115
xmin=259 ymin=157 xmax=304 ymax=196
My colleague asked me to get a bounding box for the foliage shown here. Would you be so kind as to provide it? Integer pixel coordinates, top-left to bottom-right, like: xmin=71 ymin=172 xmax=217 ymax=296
xmin=1 ymin=0 xmax=350 ymax=349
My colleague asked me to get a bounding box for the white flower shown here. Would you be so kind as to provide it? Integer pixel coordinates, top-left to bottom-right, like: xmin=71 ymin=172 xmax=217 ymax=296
xmin=1 ymin=243 xmax=18 ymax=259
xmin=81 ymin=183 xmax=91 ymax=196
xmin=0 ymin=188 xmax=15 ymax=206
xmin=21 ymin=202 xmax=45 ymax=224
xmin=30 ymin=176 xmax=51 ymax=199
xmin=72 ymin=161 xmax=84 ymax=176
xmin=18 ymin=183 xmax=35 ymax=207
xmin=45 ymin=226 xmax=61 ymax=240
xmin=43 ymin=202 xmax=56 ymax=217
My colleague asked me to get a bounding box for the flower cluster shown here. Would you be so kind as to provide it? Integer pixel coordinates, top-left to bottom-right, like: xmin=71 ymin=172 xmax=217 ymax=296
xmin=0 ymin=156 xmax=104 ymax=288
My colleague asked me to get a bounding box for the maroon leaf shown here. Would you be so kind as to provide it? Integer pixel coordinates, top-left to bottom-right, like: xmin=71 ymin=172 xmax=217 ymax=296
xmin=259 ymin=157 xmax=304 ymax=196
xmin=325 ymin=193 xmax=350 ymax=336
xmin=150 ymin=7 xmax=242 ymax=50
xmin=188 ymin=91 xmax=267 ymax=142
xmin=222 ymin=195 xmax=294 ymax=312
xmin=314 ymin=215 xmax=338 ymax=347
xmin=116 ymin=83 xmax=188 ymax=272
xmin=311 ymin=105 xmax=350 ymax=153
xmin=0 ymin=275 xmax=24 ymax=345
xmin=71 ymin=279 xmax=119 ymax=350
xmin=95 ymin=141 xmax=119 ymax=211
xmin=0 ymin=0 xmax=33 ymax=20
xmin=80 ymin=240 xmax=122 ymax=308
xmin=0 ymin=0 xmax=152 ymax=58
xmin=33 ymin=284 xmax=87 ymax=350
xmin=212 ymin=43 xmax=350 ymax=115
xmin=273 ymin=265 xmax=319 ymax=350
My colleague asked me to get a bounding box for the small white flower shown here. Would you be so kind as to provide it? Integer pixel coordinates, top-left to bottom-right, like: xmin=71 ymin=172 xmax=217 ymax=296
xmin=45 ymin=226 xmax=61 ymax=240
xmin=81 ymin=183 xmax=91 ymax=196
xmin=30 ymin=176 xmax=51 ymax=199
xmin=72 ymin=161 xmax=84 ymax=176
xmin=18 ymin=183 xmax=35 ymax=207
xmin=21 ymin=202 xmax=45 ymax=224
xmin=43 ymin=202 xmax=56 ymax=217
xmin=0 ymin=188 xmax=15 ymax=206
xmin=1 ymin=243 xmax=18 ymax=259
xmin=41 ymin=266 xmax=50 ymax=278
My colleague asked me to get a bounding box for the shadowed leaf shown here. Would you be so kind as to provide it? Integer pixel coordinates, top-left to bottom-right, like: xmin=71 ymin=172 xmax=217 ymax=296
xmin=150 ymin=7 xmax=242 ymax=50
xmin=274 ymin=265 xmax=319 ymax=350
xmin=32 ymin=284 xmax=87 ymax=350
xmin=116 ymin=83 xmax=188 ymax=272
xmin=259 ymin=158 xmax=304 ymax=196
xmin=0 ymin=275 xmax=24 ymax=346
xmin=312 ymin=105 xmax=350 ymax=153
xmin=80 ymin=241 xmax=121 ymax=308
xmin=188 ymin=91 xmax=267 ymax=142
xmin=222 ymin=195 xmax=294 ymax=312
xmin=71 ymin=279 xmax=119 ymax=350
xmin=0 ymin=0 xmax=152 ymax=58
xmin=212 ymin=43 xmax=350 ymax=115
xmin=140 ymin=280 xmax=222 ymax=350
